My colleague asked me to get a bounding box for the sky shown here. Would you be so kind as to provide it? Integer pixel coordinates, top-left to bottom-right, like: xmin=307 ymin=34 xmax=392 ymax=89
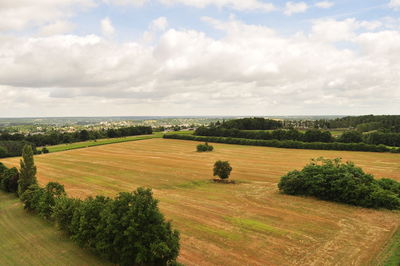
xmin=0 ymin=0 xmax=400 ymax=117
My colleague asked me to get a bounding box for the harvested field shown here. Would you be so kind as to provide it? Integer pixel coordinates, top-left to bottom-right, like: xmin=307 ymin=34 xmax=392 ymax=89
xmin=2 ymin=138 xmax=400 ymax=265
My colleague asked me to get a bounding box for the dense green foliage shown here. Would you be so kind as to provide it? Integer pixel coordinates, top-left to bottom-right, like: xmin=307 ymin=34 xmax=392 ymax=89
xmin=0 ymin=126 xmax=152 ymax=158
xmin=213 ymin=161 xmax=232 ymax=180
xmin=0 ymin=167 xmax=19 ymax=193
xmin=18 ymin=183 xmax=180 ymax=265
xmin=165 ymin=134 xmax=400 ymax=153
xmin=196 ymin=127 xmax=333 ymax=142
xmin=18 ymin=145 xmax=38 ymax=195
xmin=0 ymin=140 xmax=37 ymax=158
xmin=278 ymin=158 xmax=400 ymax=210
xmin=218 ymin=117 xmax=282 ymax=130
xmin=316 ymin=115 xmax=400 ymax=132
xmin=196 ymin=142 xmax=214 ymax=152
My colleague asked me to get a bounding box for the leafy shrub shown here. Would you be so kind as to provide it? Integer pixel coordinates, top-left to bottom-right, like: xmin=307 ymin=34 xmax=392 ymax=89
xmin=71 ymin=195 xmax=111 ymax=249
xmin=213 ymin=161 xmax=232 ymax=180
xmin=20 ymin=184 xmax=45 ymax=211
xmin=37 ymin=182 xmax=67 ymax=219
xmin=52 ymin=197 xmax=82 ymax=234
xmin=42 ymin=147 xmax=49 ymax=154
xmin=278 ymin=158 xmax=400 ymax=210
xmin=196 ymin=142 xmax=214 ymax=152
xmin=0 ymin=167 xmax=19 ymax=193
xmin=94 ymin=188 xmax=180 ymax=265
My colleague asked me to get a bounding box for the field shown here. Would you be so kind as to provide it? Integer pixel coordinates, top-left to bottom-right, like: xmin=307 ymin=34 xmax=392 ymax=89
xmin=2 ymin=138 xmax=400 ymax=265
xmin=0 ymin=191 xmax=110 ymax=265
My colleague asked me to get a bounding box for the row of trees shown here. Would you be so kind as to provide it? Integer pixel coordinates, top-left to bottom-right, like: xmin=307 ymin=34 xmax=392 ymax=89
xmin=0 ymin=145 xmax=180 ymax=265
xmin=195 ymin=127 xmax=400 ymax=147
xmin=278 ymin=158 xmax=400 ymax=210
xmin=315 ymin=115 xmax=400 ymax=132
xmin=0 ymin=141 xmax=38 ymax=158
xmin=165 ymin=134 xmax=400 ymax=153
xmin=0 ymin=126 xmax=152 ymax=146
xmin=0 ymin=126 xmax=152 ymax=158
xmin=216 ymin=118 xmax=283 ymax=130
xmin=195 ymin=127 xmax=333 ymax=143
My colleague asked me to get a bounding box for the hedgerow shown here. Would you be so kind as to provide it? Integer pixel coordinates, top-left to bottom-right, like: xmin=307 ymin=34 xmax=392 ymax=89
xmin=164 ymin=134 xmax=400 ymax=153
xmin=278 ymin=158 xmax=400 ymax=210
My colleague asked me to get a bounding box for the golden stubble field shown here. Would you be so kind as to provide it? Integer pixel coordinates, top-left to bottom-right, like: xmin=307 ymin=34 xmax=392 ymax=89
xmin=2 ymin=138 xmax=400 ymax=265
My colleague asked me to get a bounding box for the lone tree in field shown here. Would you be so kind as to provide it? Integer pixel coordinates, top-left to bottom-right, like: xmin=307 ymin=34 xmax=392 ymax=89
xmin=18 ymin=144 xmax=37 ymax=196
xmin=213 ymin=160 xmax=232 ymax=180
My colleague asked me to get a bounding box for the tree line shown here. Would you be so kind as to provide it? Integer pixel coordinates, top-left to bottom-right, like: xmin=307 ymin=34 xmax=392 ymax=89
xmin=278 ymin=158 xmax=400 ymax=210
xmin=195 ymin=127 xmax=400 ymax=147
xmin=0 ymin=126 xmax=152 ymax=158
xmin=164 ymin=134 xmax=400 ymax=153
xmin=213 ymin=117 xmax=283 ymax=130
xmin=315 ymin=115 xmax=400 ymax=132
xmin=0 ymin=145 xmax=180 ymax=265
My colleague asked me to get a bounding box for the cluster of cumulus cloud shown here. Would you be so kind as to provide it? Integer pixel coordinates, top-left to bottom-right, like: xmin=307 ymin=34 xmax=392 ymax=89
xmin=0 ymin=0 xmax=400 ymax=116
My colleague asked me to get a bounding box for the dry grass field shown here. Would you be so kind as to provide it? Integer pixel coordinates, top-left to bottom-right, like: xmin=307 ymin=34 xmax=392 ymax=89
xmin=2 ymin=138 xmax=400 ymax=265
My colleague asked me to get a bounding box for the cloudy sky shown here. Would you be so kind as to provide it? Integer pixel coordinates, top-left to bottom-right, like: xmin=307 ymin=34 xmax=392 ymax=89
xmin=1 ymin=0 xmax=400 ymax=117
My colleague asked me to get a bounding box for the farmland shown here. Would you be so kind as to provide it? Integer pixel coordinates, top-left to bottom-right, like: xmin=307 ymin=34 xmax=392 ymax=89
xmin=1 ymin=138 xmax=400 ymax=265
xmin=0 ymin=191 xmax=110 ymax=265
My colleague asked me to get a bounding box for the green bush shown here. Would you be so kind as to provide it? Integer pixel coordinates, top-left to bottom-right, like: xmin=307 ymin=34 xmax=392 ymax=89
xmin=94 ymin=188 xmax=180 ymax=265
xmin=0 ymin=167 xmax=19 ymax=193
xmin=278 ymin=158 xmax=400 ymax=210
xmin=213 ymin=161 xmax=232 ymax=180
xmin=196 ymin=142 xmax=214 ymax=152
xmin=52 ymin=197 xmax=82 ymax=234
xmin=37 ymin=182 xmax=66 ymax=219
xmin=20 ymin=184 xmax=45 ymax=211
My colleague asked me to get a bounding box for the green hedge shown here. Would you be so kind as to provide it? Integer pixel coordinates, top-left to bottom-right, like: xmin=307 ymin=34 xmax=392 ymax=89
xmin=278 ymin=158 xmax=400 ymax=210
xmin=164 ymin=134 xmax=400 ymax=153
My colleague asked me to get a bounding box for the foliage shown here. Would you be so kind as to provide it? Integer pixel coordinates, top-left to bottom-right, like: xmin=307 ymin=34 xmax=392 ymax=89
xmin=213 ymin=161 xmax=232 ymax=180
xmin=316 ymin=115 xmax=400 ymax=132
xmin=37 ymin=182 xmax=67 ymax=219
xmin=94 ymin=188 xmax=180 ymax=265
xmin=20 ymin=184 xmax=45 ymax=211
xmin=0 ymin=167 xmax=19 ymax=193
xmin=219 ymin=117 xmax=282 ymax=130
xmin=42 ymin=147 xmax=49 ymax=153
xmin=0 ymin=141 xmax=38 ymax=158
xmin=18 ymin=145 xmax=37 ymax=196
xmin=278 ymin=158 xmax=400 ymax=210
xmin=70 ymin=196 xmax=111 ymax=248
xmin=52 ymin=197 xmax=82 ymax=234
xmin=165 ymin=134 xmax=399 ymax=153
xmin=339 ymin=131 xmax=363 ymax=143
xmin=196 ymin=142 xmax=214 ymax=152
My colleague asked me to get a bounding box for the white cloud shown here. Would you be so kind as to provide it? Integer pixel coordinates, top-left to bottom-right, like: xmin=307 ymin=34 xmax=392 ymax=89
xmin=284 ymin=2 xmax=308 ymax=16
xmin=0 ymin=0 xmax=95 ymax=31
xmin=315 ymin=1 xmax=334 ymax=9
xmin=389 ymin=0 xmax=400 ymax=10
xmin=0 ymin=17 xmax=399 ymax=116
xmin=38 ymin=21 xmax=75 ymax=36
xmin=103 ymin=0 xmax=148 ymax=6
xmin=101 ymin=17 xmax=115 ymax=36
xmin=159 ymin=0 xmax=276 ymax=12
xmin=150 ymin=17 xmax=168 ymax=31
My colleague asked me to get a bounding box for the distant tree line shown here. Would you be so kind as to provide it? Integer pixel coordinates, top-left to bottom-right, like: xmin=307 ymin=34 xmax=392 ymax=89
xmin=213 ymin=117 xmax=283 ymax=130
xmin=164 ymin=134 xmax=400 ymax=153
xmin=0 ymin=145 xmax=180 ymax=266
xmin=195 ymin=127 xmax=400 ymax=147
xmin=196 ymin=127 xmax=333 ymax=143
xmin=315 ymin=115 xmax=400 ymax=132
xmin=278 ymin=158 xmax=400 ymax=210
xmin=0 ymin=126 xmax=152 ymax=158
